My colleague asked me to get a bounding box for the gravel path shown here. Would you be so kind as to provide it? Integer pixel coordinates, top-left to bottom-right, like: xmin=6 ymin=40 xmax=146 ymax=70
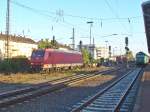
xmin=0 ymin=68 xmax=130 ymax=112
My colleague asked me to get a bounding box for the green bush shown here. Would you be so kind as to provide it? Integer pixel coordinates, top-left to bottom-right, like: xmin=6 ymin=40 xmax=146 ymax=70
xmin=0 ymin=60 xmax=12 ymax=72
xmin=0 ymin=57 xmax=30 ymax=73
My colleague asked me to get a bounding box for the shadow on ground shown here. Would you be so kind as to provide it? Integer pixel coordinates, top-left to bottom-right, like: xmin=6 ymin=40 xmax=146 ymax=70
xmin=136 ymin=65 xmax=150 ymax=112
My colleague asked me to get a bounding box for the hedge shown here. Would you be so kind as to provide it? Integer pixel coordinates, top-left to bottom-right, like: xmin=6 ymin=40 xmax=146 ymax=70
xmin=0 ymin=57 xmax=30 ymax=73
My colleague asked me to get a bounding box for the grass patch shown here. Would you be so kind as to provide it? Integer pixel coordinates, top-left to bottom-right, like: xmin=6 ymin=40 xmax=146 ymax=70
xmin=0 ymin=66 xmax=109 ymax=84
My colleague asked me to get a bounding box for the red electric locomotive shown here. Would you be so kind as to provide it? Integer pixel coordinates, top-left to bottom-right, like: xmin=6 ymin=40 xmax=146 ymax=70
xmin=30 ymin=48 xmax=83 ymax=70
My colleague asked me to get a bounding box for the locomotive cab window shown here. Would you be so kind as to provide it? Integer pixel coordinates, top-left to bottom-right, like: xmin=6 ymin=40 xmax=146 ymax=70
xmin=31 ymin=50 xmax=45 ymax=57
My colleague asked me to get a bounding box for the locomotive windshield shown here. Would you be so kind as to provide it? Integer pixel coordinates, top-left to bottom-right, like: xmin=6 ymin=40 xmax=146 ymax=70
xmin=31 ymin=50 xmax=45 ymax=58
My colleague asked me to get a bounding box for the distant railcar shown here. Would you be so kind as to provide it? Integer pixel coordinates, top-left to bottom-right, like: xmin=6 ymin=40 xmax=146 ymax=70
xmin=116 ymin=56 xmax=127 ymax=64
xmin=122 ymin=57 xmax=127 ymax=63
xmin=116 ymin=56 xmax=122 ymax=63
xmin=30 ymin=48 xmax=83 ymax=70
xmin=136 ymin=52 xmax=149 ymax=65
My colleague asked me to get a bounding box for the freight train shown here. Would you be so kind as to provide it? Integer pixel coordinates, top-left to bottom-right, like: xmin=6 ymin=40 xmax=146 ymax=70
xmin=30 ymin=48 xmax=83 ymax=71
xmin=136 ymin=52 xmax=149 ymax=65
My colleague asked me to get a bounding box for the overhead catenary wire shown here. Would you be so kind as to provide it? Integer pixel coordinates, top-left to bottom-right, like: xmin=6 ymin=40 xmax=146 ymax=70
xmin=11 ymin=0 xmax=142 ymax=22
xmin=11 ymin=0 xmax=55 ymax=20
xmin=63 ymin=13 xmax=141 ymax=21
xmin=11 ymin=0 xmax=143 ymax=34
xmin=11 ymin=0 xmax=76 ymax=39
xmin=10 ymin=0 xmax=144 ymax=44
xmin=104 ymin=0 xmax=131 ymax=34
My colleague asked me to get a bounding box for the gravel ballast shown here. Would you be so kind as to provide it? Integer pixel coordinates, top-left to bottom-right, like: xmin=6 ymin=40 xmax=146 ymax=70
xmin=0 ymin=68 xmax=129 ymax=112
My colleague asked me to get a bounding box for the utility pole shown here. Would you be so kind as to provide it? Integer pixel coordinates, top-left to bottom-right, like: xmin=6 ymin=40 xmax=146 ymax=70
xmin=93 ymin=37 xmax=95 ymax=45
xmin=87 ymin=21 xmax=93 ymax=45
xmin=72 ymin=28 xmax=75 ymax=50
xmin=6 ymin=0 xmax=10 ymax=58
xmin=87 ymin=21 xmax=93 ymax=64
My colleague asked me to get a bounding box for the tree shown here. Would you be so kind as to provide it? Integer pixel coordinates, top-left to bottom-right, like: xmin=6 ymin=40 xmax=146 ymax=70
xmin=38 ymin=38 xmax=72 ymax=49
xmin=50 ymin=39 xmax=59 ymax=48
xmin=81 ymin=48 xmax=90 ymax=66
xmin=127 ymin=51 xmax=134 ymax=61
xmin=89 ymin=53 xmax=94 ymax=63
xmin=38 ymin=38 xmax=51 ymax=49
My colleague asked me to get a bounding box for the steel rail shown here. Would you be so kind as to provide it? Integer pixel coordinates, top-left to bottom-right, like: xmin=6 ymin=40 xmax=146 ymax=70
xmin=0 ymin=68 xmax=113 ymax=100
xmin=114 ymin=68 xmax=143 ymax=111
xmin=71 ymin=67 xmax=142 ymax=112
xmin=0 ymin=68 xmax=118 ymax=108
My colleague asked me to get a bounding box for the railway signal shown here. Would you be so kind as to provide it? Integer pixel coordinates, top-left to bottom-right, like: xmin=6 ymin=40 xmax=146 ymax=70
xmin=109 ymin=46 xmax=111 ymax=58
xmin=125 ymin=46 xmax=129 ymax=51
xmin=125 ymin=37 xmax=129 ymax=68
xmin=70 ymin=28 xmax=75 ymax=50
xmin=87 ymin=21 xmax=93 ymax=45
xmin=52 ymin=36 xmax=56 ymax=47
xmin=125 ymin=37 xmax=128 ymax=46
xmin=79 ymin=40 xmax=82 ymax=51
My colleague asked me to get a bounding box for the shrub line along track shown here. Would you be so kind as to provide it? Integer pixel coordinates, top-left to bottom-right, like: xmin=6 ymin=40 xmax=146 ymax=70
xmin=0 ymin=68 xmax=118 ymax=108
xmin=71 ymin=67 xmax=143 ymax=112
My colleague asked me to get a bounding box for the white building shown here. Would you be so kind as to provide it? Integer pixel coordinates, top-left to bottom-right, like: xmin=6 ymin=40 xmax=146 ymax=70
xmin=77 ymin=44 xmax=97 ymax=59
xmin=82 ymin=44 xmax=95 ymax=59
xmin=77 ymin=44 xmax=110 ymax=59
xmin=0 ymin=34 xmax=38 ymax=59
xmin=96 ymin=47 xmax=109 ymax=59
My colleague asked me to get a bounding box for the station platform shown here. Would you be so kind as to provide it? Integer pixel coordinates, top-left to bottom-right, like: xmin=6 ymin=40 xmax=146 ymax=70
xmin=134 ymin=65 xmax=150 ymax=112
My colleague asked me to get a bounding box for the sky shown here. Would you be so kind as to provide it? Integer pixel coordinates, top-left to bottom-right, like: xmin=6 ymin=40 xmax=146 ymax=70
xmin=0 ymin=0 xmax=148 ymax=56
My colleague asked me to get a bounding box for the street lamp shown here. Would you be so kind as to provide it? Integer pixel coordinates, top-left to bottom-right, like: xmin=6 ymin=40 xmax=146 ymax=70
xmin=87 ymin=21 xmax=93 ymax=45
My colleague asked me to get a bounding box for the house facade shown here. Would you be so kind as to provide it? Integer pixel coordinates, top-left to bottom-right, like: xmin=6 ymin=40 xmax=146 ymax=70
xmin=0 ymin=34 xmax=37 ymax=59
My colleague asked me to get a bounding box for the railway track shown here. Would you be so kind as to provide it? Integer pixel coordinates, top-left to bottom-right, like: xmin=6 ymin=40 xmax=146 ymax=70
xmin=71 ymin=67 xmax=143 ymax=112
xmin=0 ymin=68 xmax=118 ymax=108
